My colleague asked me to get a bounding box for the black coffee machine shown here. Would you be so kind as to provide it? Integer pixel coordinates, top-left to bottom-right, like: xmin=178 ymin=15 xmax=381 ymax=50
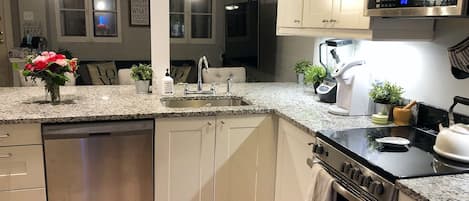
xmin=316 ymin=39 xmax=353 ymax=103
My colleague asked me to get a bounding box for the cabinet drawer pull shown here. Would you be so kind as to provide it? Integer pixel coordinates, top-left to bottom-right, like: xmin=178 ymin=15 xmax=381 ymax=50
xmin=330 ymin=19 xmax=337 ymax=23
xmin=0 ymin=133 xmax=10 ymax=138
xmin=220 ymin=121 xmax=225 ymax=125
xmin=207 ymin=122 xmax=212 ymax=126
xmin=322 ymin=19 xmax=329 ymax=23
xmin=293 ymin=19 xmax=301 ymax=23
xmin=0 ymin=153 xmax=12 ymax=158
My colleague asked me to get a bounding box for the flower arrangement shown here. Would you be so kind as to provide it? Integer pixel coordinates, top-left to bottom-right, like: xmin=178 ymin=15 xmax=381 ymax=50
xmin=22 ymin=51 xmax=79 ymax=104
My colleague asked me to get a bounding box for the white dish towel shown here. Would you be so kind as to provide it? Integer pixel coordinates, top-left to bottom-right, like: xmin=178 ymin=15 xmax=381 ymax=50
xmin=306 ymin=163 xmax=336 ymax=201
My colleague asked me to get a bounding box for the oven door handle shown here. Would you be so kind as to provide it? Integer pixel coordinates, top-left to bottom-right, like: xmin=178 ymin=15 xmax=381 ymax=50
xmin=332 ymin=182 xmax=361 ymax=201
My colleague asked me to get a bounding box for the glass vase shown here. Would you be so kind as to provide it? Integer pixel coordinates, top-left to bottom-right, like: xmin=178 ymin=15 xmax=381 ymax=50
xmin=45 ymin=83 xmax=61 ymax=104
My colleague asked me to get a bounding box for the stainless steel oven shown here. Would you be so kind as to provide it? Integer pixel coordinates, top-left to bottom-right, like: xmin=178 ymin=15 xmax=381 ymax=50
xmin=309 ymin=138 xmax=398 ymax=201
xmin=365 ymin=0 xmax=469 ymax=17
xmin=307 ymin=158 xmax=371 ymax=201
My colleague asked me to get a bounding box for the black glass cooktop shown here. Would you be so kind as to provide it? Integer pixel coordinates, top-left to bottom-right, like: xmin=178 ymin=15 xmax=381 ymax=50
xmin=317 ymin=126 xmax=469 ymax=182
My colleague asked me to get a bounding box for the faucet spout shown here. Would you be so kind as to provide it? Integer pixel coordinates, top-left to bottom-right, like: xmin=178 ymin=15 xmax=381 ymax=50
xmin=197 ymin=56 xmax=209 ymax=91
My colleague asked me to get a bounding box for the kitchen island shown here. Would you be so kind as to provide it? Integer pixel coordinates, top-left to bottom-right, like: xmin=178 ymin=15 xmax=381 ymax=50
xmin=0 ymin=82 xmax=467 ymax=201
xmin=0 ymin=83 xmax=375 ymax=132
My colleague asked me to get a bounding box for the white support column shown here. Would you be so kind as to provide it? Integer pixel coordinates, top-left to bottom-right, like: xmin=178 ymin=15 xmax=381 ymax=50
xmin=151 ymin=0 xmax=170 ymax=95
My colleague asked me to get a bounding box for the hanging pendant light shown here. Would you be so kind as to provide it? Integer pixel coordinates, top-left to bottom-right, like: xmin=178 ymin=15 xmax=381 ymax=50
xmin=225 ymin=0 xmax=239 ymax=10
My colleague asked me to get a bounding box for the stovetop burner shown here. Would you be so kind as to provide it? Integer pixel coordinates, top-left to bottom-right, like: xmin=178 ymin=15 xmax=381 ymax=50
xmin=317 ymin=126 xmax=469 ymax=182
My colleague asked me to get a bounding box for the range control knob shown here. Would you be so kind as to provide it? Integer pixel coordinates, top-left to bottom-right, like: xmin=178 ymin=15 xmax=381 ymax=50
xmin=343 ymin=163 xmax=353 ymax=174
xmin=362 ymin=176 xmax=372 ymax=187
xmin=315 ymin=145 xmax=325 ymax=155
xmin=340 ymin=162 xmax=351 ymax=173
xmin=357 ymin=174 xmax=365 ymax=185
xmin=349 ymin=168 xmax=359 ymax=179
xmin=352 ymin=169 xmax=362 ymax=181
xmin=374 ymin=182 xmax=385 ymax=195
xmin=312 ymin=144 xmax=318 ymax=153
xmin=369 ymin=181 xmax=384 ymax=195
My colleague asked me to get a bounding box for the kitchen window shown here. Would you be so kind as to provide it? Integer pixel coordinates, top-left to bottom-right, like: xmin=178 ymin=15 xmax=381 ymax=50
xmin=170 ymin=0 xmax=215 ymax=44
xmin=55 ymin=0 xmax=121 ymax=43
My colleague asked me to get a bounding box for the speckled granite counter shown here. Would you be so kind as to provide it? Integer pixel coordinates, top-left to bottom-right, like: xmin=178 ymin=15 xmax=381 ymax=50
xmin=0 ymin=82 xmax=466 ymax=200
xmin=396 ymin=174 xmax=469 ymax=201
xmin=0 ymin=83 xmax=378 ymax=133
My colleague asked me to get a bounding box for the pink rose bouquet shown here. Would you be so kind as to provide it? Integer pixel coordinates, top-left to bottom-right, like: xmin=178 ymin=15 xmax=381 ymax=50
xmin=22 ymin=51 xmax=79 ymax=103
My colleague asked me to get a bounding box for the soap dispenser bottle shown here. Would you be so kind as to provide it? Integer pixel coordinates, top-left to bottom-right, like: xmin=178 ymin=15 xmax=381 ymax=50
xmin=162 ymin=69 xmax=174 ymax=95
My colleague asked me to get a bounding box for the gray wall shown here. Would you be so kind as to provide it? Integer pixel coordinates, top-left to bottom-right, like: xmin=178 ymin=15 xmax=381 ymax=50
xmin=274 ymin=36 xmax=315 ymax=82
xmin=275 ymin=19 xmax=469 ymax=110
xmin=46 ymin=0 xmax=151 ymax=61
xmin=10 ymin=0 xmax=151 ymax=60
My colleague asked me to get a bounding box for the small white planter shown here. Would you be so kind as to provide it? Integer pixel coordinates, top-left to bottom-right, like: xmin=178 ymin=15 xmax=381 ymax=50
xmin=374 ymin=103 xmax=393 ymax=115
xmin=297 ymin=73 xmax=305 ymax=86
xmin=135 ymin=80 xmax=150 ymax=94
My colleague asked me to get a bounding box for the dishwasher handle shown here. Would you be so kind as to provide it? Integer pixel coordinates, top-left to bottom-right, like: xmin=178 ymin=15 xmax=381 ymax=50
xmin=43 ymin=120 xmax=153 ymax=140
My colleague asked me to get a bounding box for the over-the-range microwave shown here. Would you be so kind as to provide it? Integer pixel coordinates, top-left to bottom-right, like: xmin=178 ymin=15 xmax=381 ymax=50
xmin=365 ymin=0 xmax=469 ymax=17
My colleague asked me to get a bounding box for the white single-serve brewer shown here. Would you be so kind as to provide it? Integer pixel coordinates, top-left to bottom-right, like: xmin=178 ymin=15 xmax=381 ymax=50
xmin=328 ymin=59 xmax=373 ymax=116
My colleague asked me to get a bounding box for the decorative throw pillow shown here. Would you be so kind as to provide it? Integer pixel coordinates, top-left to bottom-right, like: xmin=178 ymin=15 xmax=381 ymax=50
xmin=170 ymin=66 xmax=192 ymax=84
xmin=87 ymin=62 xmax=119 ymax=85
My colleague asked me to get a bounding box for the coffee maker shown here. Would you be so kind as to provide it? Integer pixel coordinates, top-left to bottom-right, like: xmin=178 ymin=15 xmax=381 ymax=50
xmin=316 ymin=39 xmax=354 ymax=103
xmin=328 ymin=59 xmax=373 ymax=116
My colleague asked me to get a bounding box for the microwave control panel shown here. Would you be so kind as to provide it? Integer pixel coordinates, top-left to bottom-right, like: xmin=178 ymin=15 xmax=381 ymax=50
xmin=369 ymin=0 xmax=458 ymax=9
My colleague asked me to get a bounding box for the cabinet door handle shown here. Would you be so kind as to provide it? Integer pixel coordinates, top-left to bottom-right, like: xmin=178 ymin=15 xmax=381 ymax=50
xmin=220 ymin=121 xmax=225 ymax=125
xmin=0 ymin=153 xmax=12 ymax=158
xmin=207 ymin=122 xmax=212 ymax=126
xmin=322 ymin=19 xmax=329 ymax=23
xmin=293 ymin=19 xmax=301 ymax=23
xmin=0 ymin=133 xmax=9 ymax=138
xmin=330 ymin=19 xmax=337 ymax=23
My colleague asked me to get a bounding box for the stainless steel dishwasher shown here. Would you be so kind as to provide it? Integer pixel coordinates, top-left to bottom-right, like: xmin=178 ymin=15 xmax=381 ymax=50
xmin=42 ymin=120 xmax=154 ymax=201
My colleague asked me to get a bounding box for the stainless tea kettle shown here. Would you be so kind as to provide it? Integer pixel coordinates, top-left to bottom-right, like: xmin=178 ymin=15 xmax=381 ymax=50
xmin=433 ymin=96 xmax=469 ymax=163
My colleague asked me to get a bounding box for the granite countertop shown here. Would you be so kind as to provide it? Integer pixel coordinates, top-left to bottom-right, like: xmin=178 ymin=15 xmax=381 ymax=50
xmin=0 ymin=82 xmax=378 ymax=133
xmin=397 ymin=174 xmax=469 ymax=201
xmin=0 ymin=82 xmax=467 ymax=200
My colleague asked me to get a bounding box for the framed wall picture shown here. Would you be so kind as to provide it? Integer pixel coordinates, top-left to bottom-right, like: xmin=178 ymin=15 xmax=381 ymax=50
xmin=129 ymin=0 xmax=150 ymax=26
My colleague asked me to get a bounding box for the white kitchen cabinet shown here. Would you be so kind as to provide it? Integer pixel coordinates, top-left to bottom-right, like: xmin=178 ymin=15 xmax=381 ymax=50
xmin=302 ymin=0 xmax=333 ymax=28
xmin=214 ymin=115 xmax=276 ymax=201
xmin=0 ymin=123 xmax=45 ymax=200
xmin=0 ymin=188 xmax=46 ymax=201
xmin=277 ymin=0 xmax=434 ymax=40
xmin=155 ymin=117 xmax=216 ymax=201
xmin=398 ymin=191 xmax=417 ymax=201
xmin=275 ymin=118 xmax=315 ymax=201
xmin=332 ymin=0 xmax=370 ymax=29
xmin=155 ymin=115 xmax=276 ymax=201
xmin=277 ymin=0 xmax=304 ymax=28
xmin=302 ymin=0 xmax=369 ymax=29
xmin=0 ymin=124 xmax=42 ymax=147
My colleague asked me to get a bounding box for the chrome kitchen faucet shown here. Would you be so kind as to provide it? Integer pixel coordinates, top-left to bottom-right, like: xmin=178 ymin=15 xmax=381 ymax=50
xmin=184 ymin=56 xmax=216 ymax=95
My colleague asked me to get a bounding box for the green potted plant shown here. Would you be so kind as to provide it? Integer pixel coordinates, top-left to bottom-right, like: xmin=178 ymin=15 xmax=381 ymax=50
xmin=304 ymin=65 xmax=327 ymax=94
xmin=131 ymin=64 xmax=153 ymax=94
xmin=369 ymin=81 xmax=404 ymax=115
xmin=294 ymin=60 xmax=312 ymax=85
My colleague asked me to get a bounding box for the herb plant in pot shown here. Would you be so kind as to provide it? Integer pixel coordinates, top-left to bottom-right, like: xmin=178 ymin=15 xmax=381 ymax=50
xmin=131 ymin=64 xmax=153 ymax=94
xmin=294 ymin=60 xmax=312 ymax=85
xmin=304 ymin=65 xmax=327 ymax=94
xmin=369 ymin=81 xmax=404 ymax=115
